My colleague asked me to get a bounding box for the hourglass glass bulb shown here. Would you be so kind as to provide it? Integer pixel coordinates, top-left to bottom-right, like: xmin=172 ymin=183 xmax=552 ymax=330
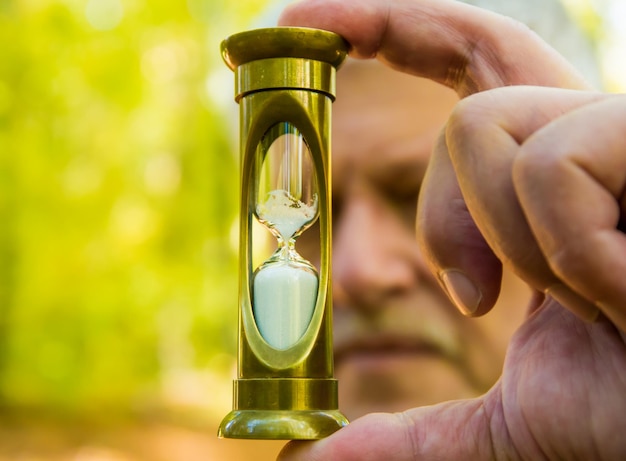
xmin=255 ymin=123 xmax=318 ymax=243
xmin=253 ymin=123 xmax=319 ymax=350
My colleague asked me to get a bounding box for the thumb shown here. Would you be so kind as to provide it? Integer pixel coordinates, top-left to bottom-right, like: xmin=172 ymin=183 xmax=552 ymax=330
xmin=277 ymin=398 xmax=500 ymax=461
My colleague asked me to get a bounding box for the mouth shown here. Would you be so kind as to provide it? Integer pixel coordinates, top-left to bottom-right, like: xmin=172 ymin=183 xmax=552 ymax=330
xmin=331 ymin=290 xmax=470 ymax=376
xmin=333 ymin=332 xmax=486 ymax=416
xmin=333 ymin=330 xmax=462 ymax=375
xmin=331 ymin=312 xmax=499 ymax=406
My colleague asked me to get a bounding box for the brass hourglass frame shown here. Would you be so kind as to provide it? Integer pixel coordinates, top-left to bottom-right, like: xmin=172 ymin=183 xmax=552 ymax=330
xmin=218 ymin=27 xmax=349 ymax=440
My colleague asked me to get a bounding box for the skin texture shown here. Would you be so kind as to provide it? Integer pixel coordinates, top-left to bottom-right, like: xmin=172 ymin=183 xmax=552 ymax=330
xmin=275 ymin=0 xmax=626 ymax=460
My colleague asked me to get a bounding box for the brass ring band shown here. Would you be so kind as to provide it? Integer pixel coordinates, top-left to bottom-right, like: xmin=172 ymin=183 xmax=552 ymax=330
xmin=233 ymin=378 xmax=339 ymax=411
xmin=235 ymin=58 xmax=336 ymax=101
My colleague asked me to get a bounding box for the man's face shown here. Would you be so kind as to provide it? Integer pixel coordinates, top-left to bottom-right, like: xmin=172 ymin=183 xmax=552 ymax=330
xmin=300 ymin=60 xmax=529 ymax=420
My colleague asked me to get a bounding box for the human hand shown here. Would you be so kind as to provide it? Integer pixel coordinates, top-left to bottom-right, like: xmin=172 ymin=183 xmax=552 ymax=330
xmin=277 ymin=0 xmax=626 ymax=460
xmin=414 ymin=86 xmax=626 ymax=460
xmin=420 ymin=87 xmax=626 ymax=328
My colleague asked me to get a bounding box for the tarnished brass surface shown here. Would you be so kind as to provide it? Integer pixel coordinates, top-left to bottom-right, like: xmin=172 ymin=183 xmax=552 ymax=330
xmin=218 ymin=409 xmax=349 ymax=440
xmin=238 ymin=88 xmax=333 ymax=375
xmin=221 ymin=27 xmax=349 ymax=70
xmin=235 ymin=58 xmax=336 ymax=102
xmin=234 ymin=378 xmax=339 ymax=410
xmin=219 ymin=27 xmax=348 ymax=440
xmin=218 ymin=378 xmax=348 ymax=440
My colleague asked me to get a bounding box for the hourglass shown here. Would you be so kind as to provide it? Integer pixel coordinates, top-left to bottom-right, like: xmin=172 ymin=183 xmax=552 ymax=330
xmin=218 ymin=27 xmax=349 ymax=440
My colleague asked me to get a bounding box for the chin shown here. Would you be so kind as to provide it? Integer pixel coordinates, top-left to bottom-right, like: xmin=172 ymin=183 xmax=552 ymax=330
xmin=336 ymin=352 xmax=482 ymax=420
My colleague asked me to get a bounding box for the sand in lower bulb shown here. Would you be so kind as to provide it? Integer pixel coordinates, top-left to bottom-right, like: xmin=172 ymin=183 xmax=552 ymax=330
xmin=253 ymin=262 xmax=318 ymax=350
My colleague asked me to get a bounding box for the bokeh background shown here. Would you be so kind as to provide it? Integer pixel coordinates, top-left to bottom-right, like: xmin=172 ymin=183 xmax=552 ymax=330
xmin=0 ymin=0 xmax=624 ymax=460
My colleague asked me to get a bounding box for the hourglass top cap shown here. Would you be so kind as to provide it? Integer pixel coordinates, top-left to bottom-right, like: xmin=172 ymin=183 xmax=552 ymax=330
xmin=221 ymin=27 xmax=349 ymax=71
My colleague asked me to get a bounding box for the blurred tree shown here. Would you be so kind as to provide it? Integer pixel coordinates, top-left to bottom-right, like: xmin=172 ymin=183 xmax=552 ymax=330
xmin=0 ymin=0 xmax=267 ymax=421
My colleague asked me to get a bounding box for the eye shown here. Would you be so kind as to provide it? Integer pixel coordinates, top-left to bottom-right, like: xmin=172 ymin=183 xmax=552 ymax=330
xmin=399 ymin=196 xmax=419 ymax=227
xmin=386 ymin=183 xmax=421 ymax=227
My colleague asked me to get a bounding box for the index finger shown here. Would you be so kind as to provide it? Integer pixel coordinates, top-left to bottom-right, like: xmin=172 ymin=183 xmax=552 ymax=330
xmin=278 ymin=0 xmax=591 ymax=96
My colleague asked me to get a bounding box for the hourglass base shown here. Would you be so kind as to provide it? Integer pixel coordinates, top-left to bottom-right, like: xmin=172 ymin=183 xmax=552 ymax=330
xmin=217 ymin=378 xmax=349 ymax=440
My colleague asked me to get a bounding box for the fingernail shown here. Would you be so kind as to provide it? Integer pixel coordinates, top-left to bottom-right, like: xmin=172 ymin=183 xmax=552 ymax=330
xmin=439 ymin=269 xmax=482 ymax=316
xmin=545 ymin=284 xmax=600 ymax=323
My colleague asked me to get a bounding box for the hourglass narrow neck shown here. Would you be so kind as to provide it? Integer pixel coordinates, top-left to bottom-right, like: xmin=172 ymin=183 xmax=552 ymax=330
xmin=256 ymin=190 xmax=318 ymax=240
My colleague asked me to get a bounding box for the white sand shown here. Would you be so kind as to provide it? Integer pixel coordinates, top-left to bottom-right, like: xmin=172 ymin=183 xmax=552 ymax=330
xmin=253 ymin=262 xmax=318 ymax=350
xmin=256 ymin=189 xmax=317 ymax=240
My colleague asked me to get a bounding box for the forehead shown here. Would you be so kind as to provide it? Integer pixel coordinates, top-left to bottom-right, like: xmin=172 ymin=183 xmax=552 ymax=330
xmin=332 ymin=60 xmax=458 ymax=188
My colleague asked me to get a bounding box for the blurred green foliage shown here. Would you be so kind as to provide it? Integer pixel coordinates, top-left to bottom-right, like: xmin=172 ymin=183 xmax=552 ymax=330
xmin=0 ymin=0 xmax=268 ymax=419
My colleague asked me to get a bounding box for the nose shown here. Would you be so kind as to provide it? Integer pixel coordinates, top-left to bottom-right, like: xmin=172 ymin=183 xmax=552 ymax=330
xmin=332 ymin=187 xmax=424 ymax=310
